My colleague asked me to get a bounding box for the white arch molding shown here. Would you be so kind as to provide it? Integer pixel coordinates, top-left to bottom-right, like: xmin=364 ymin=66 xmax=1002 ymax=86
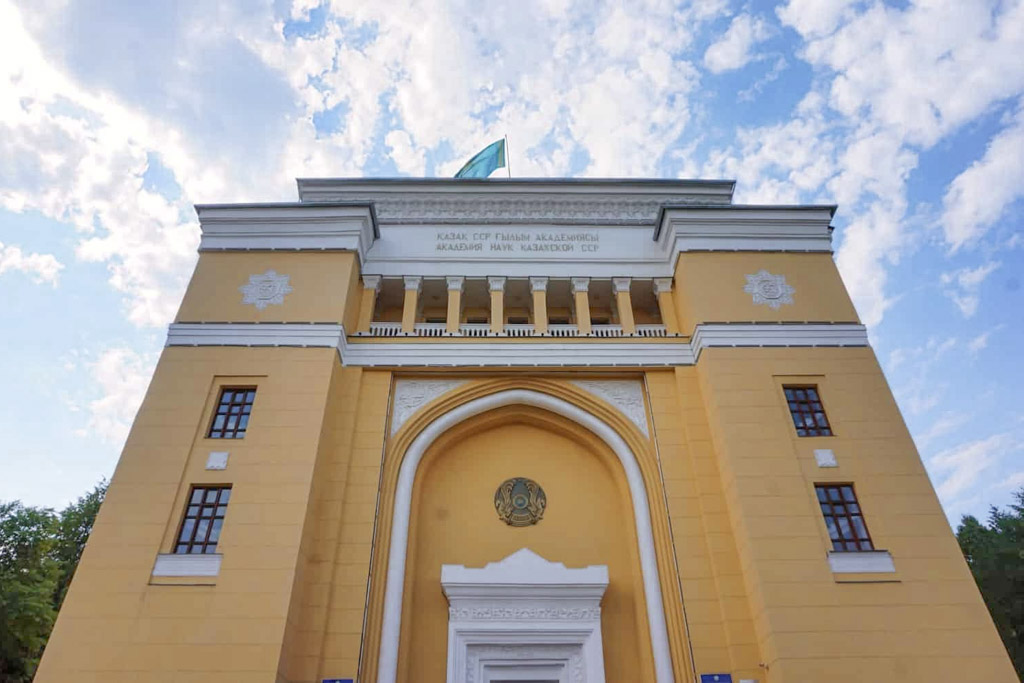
xmin=376 ymin=389 xmax=674 ymax=682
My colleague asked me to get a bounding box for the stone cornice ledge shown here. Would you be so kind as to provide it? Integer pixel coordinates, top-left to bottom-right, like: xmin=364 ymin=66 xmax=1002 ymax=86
xmin=167 ymin=323 xmax=344 ymax=347
xmin=659 ymin=205 xmax=836 ymax=252
xmin=195 ymin=203 xmax=377 ymax=263
xmin=691 ymin=323 xmax=868 ymax=360
xmin=165 ymin=322 xmax=868 ymax=364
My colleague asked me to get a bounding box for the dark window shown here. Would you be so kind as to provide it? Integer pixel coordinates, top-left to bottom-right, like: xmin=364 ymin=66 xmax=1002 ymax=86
xmin=815 ymin=484 xmax=874 ymax=552
xmin=208 ymin=387 xmax=256 ymax=439
xmin=549 ymin=317 xmax=571 ymax=325
xmin=466 ymin=316 xmax=488 ymax=324
xmin=174 ymin=486 xmax=231 ymax=554
xmin=507 ymin=316 xmax=529 ymax=324
xmin=424 ymin=316 xmax=446 ymax=324
xmin=784 ymin=385 xmax=833 ymax=436
xmin=591 ymin=317 xmax=610 ymax=325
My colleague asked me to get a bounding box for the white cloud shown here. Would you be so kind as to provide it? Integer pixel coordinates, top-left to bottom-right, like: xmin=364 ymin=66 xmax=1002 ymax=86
xmin=941 ymin=105 xmax=1024 ymax=250
xmin=775 ymin=0 xmax=856 ymax=38
xmin=0 ymin=241 xmax=62 ymax=286
xmin=77 ymin=347 xmax=156 ymax=445
xmin=940 ymin=261 xmax=1000 ymax=318
xmin=704 ymin=14 xmax=770 ymax=74
xmin=929 ymin=433 xmax=1015 ymax=501
xmin=967 ymin=326 xmax=1002 ymax=355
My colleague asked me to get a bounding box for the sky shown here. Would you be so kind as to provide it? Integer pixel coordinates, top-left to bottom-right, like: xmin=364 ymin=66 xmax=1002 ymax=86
xmin=0 ymin=0 xmax=1021 ymax=526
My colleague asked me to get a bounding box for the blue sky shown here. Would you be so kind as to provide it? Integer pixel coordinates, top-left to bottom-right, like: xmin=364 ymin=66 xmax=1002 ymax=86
xmin=0 ymin=0 xmax=1021 ymax=525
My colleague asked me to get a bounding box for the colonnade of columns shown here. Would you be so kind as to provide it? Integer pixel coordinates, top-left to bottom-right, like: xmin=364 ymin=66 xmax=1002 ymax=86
xmin=355 ymin=276 xmax=681 ymax=337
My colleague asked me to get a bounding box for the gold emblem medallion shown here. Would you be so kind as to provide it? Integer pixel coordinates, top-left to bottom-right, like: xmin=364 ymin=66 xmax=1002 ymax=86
xmin=494 ymin=477 xmax=547 ymax=527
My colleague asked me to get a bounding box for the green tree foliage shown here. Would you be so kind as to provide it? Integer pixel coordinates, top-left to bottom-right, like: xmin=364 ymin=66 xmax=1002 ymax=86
xmin=0 ymin=480 xmax=107 ymax=681
xmin=0 ymin=502 xmax=59 ymax=682
xmin=956 ymin=488 xmax=1024 ymax=677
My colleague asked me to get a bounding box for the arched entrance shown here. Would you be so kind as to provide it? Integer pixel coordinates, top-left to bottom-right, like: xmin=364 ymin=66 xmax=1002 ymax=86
xmin=374 ymin=388 xmax=675 ymax=682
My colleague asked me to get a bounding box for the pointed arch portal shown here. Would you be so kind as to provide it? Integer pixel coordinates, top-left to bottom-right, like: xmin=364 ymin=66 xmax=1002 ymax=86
xmin=376 ymin=389 xmax=674 ymax=682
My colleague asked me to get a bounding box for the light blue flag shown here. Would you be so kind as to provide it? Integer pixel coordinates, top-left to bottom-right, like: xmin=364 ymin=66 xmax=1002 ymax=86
xmin=454 ymin=139 xmax=506 ymax=178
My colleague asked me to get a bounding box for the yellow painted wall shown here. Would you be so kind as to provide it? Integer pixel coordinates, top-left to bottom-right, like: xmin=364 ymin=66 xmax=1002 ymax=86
xmin=693 ymin=345 xmax=1016 ymax=681
xmin=673 ymin=252 xmax=860 ymax=333
xmin=399 ymin=408 xmax=654 ymax=682
xmin=38 ymin=242 xmax=1016 ymax=683
xmin=35 ymin=346 xmax=340 ymax=682
xmin=175 ymin=251 xmax=361 ymax=329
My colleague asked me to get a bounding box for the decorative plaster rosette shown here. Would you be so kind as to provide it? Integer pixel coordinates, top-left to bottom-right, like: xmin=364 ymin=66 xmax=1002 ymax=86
xmin=743 ymin=269 xmax=795 ymax=310
xmin=239 ymin=270 xmax=293 ymax=311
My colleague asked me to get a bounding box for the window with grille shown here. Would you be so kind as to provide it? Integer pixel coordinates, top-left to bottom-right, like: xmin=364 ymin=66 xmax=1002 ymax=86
xmin=815 ymin=484 xmax=874 ymax=552
xmin=174 ymin=486 xmax=231 ymax=554
xmin=784 ymin=385 xmax=833 ymax=436
xmin=208 ymin=387 xmax=256 ymax=439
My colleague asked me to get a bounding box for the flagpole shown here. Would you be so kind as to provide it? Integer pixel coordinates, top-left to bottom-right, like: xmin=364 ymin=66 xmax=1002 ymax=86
xmin=505 ymin=134 xmax=511 ymax=178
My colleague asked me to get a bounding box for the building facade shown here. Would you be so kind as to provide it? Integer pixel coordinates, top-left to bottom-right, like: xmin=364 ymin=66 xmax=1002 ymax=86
xmin=36 ymin=179 xmax=1014 ymax=682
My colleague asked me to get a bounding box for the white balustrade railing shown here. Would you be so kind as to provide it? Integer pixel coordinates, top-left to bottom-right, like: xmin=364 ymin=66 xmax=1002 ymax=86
xmin=503 ymin=324 xmax=534 ymax=337
xmin=367 ymin=321 xmax=402 ymax=337
xmin=361 ymin=320 xmax=669 ymax=338
xmin=636 ymin=324 xmax=668 ymax=337
xmin=590 ymin=324 xmax=624 ymax=338
xmin=459 ymin=323 xmax=491 ymax=337
xmin=413 ymin=322 xmax=447 ymax=337
xmin=547 ymin=324 xmax=580 ymax=337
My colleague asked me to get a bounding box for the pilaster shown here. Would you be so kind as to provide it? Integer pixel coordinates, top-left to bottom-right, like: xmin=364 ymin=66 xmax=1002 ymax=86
xmin=530 ymin=277 xmax=549 ymax=334
xmin=402 ymin=276 xmax=421 ymax=334
xmin=488 ymin=277 xmax=506 ymax=334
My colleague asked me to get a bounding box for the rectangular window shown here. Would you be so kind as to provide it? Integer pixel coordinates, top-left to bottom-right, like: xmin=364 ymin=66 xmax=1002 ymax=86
xmin=208 ymin=387 xmax=256 ymax=439
xmin=424 ymin=316 xmax=446 ymax=324
xmin=466 ymin=316 xmax=488 ymax=324
xmin=815 ymin=484 xmax=873 ymax=552
xmin=784 ymin=385 xmax=833 ymax=436
xmin=174 ymin=486 xmax=231 ymax=554
xmin=507 ymin=316 xmax=529 ymax=324
xmin=591 ymin=317 xmax=610 ymax=325
xmin=549 ymin=317 xmax=571 ymax=325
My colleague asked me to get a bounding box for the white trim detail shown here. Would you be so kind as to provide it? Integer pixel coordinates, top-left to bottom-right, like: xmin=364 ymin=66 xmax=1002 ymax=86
xmin=390 ymin=379 xmax=468 ymax=435
xmin=363 ymin=274 xmax=382 ymax=291
xmin=239 ymin=270 xmax=293 ymax=311
xmin=652 ymin=278 xmax=673 ymax=295
xmin=690 ymin=323 xmax=868 ymax=360
xmin=743 ymin=270 xmax=795 ymax=310
xmin=205 ymin=451 xmax=229 ymax=470
xmin=165 ymin=322 xmax=868 ymax=365
xmin=442 ymin=548 xmax=609 ymax=683
xmin=814 ymin=449 xmax=838 ymax=468
xmin=152 ymin=553 xmax=222 ymax=577
xmin=340 ymin=337 xmax=694 ymax=367
xmin=196 ymin=203 xmax=376 ymax=263
xmin=827 ymin=550 xmax=896 ymax=574
xmin=377 ymin=389 xmax=673 ymax=683
xmin=570 ymin=380 xmax=649 ymax=437
xmin=570 ymin=278 xmax=590 ymax=293
xmin=166 ymin=323 xmax=343 ymax=347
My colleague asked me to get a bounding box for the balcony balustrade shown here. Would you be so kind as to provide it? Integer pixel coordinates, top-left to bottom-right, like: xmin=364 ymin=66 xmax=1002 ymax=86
xmin=356 ymin=322 xmax=668 ymax=338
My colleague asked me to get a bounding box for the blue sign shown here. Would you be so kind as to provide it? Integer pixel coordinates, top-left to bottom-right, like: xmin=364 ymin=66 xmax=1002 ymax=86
xmin=322 ymin=679 xmax=353 ymax=683
xmin=700 ymin=675 xmax=733 ymax=683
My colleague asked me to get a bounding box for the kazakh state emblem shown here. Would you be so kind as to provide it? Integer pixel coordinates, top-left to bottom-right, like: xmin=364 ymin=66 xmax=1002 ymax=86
xmin=494 ymin=477 xmax=546 ymax=527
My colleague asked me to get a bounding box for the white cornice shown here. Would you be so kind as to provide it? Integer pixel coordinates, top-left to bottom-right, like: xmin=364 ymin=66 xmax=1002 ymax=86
xmin=659 ymin=205 xmax=835 ymax=253
xmin=691 ymin=323 xmax=868 ymax=360
xmin=338 ymin=336 xmax=695 ymax=367
xmin=166 ymin=323 xmax=344 ymax=347
xmin=164 ymin=321 xmax=869 ymax=365
xmin=195 ymin=203 xmax=377 ymax=263
xmin=296 ymin=178 xmax=735 ymax=226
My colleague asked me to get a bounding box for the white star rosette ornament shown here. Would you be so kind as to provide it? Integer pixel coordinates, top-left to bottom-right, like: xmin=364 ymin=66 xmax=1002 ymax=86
xmin=743 ymin=269 xmax=795 ymax=310
xmin=240 ymin=270 xmax=293 ymax=311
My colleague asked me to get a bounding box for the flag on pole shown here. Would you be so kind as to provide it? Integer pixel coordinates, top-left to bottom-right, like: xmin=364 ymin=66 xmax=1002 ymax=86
xmin=454 ymin=139 xmax=506 ymax=178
